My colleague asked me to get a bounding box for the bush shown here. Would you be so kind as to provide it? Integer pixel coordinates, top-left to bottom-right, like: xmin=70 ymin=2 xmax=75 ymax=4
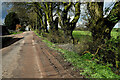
xmin=91 ymin=38 xmax=120 ymax=72
xmin=47 ymin=30 xmax=69 ymax=43
xmin=5 ymin=12 xmax=20 ymax=30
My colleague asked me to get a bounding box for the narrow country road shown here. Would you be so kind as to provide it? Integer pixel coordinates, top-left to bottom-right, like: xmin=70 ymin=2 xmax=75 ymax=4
xmin=1 ymin=31 xmax=83 ymax=78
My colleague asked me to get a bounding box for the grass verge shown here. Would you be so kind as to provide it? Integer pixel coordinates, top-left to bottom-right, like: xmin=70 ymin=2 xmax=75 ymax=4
xmin=10 ymin=31 xmax=23 ymax=35
xmin=34 ymin=31 xmax=120 ymax=78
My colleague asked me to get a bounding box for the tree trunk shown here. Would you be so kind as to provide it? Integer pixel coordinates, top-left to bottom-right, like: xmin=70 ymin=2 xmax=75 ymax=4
xmin=87 ymin=2 xmax=120 ymax=42
xmin=58 ymin=2 xmax=80 ymax=43
xmin=63 ymin=29 xmax=74 ymax=43
xmin=91 ymin=18 xmax=115 ymax=43
xmin=91 ymin=28 xmax=111 ymax=43
xmin=44 ymin=14 xmax=49 ymax=33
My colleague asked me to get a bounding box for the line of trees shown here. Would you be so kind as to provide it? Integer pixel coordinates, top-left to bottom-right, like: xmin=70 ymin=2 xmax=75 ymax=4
xmin=31 ymin=2 xmax=81 ymax=43
xmin=6 ymin=1 xmax=120 ymax=44
xmin=32 ymin=1 xmax=120 ymax=44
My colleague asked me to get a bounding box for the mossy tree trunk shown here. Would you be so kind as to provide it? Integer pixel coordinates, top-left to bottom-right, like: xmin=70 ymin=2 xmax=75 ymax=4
xmin=33 ymin=2 xmax=49 ymax=34
xmin=45 ymin=3 xmax=59 ymax=31
xmin=44 ymin=2 xmax=63 ymax=42
xmin=87 ymin=2 xmax=120 ymax=43
xmin=59 ymin=2 xmax=80 ymax=43
xmin=44 ymin=14 xmax=49 ymax=33
xmin=87 ymin=2 xmax=120 ymax=68
xmin=34 ymin=2 xmax=80 ymax=43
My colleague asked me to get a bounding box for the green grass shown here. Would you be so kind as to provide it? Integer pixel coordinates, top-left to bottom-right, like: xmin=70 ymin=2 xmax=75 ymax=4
xmin=34 ymin=31 xmax=120 ymax=78
xmin=10 ymin=31 xmax=23 ymax=35
xmin=73 ymin=31 xmax=91 ymax=36
xmin=72 ymin=30 xmax=119 ymax=42
xmin=111 ymin=31 xmax=119 ymax=39
xmin=72 ymin=31 xmax=92 ymax=43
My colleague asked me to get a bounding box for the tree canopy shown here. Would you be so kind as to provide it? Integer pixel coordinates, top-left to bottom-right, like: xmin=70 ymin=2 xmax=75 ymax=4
xmin=5 ymin=12 xmax=20 ymax=30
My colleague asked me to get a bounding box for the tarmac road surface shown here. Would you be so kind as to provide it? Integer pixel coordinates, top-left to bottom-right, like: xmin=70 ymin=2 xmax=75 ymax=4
xmin=1 ymin=31 xmax=84 ymax=78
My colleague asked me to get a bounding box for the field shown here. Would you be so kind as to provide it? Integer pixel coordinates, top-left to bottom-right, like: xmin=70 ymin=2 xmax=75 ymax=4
xmin=72 ymin=30 xmax=120 ymax=42
xmin=72 ymin=31 xmax=92 ymax=43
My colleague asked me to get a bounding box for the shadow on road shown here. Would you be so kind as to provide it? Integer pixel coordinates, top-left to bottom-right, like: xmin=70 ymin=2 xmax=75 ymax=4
xmin=0 ymin=37 xmax=24 ymax=49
